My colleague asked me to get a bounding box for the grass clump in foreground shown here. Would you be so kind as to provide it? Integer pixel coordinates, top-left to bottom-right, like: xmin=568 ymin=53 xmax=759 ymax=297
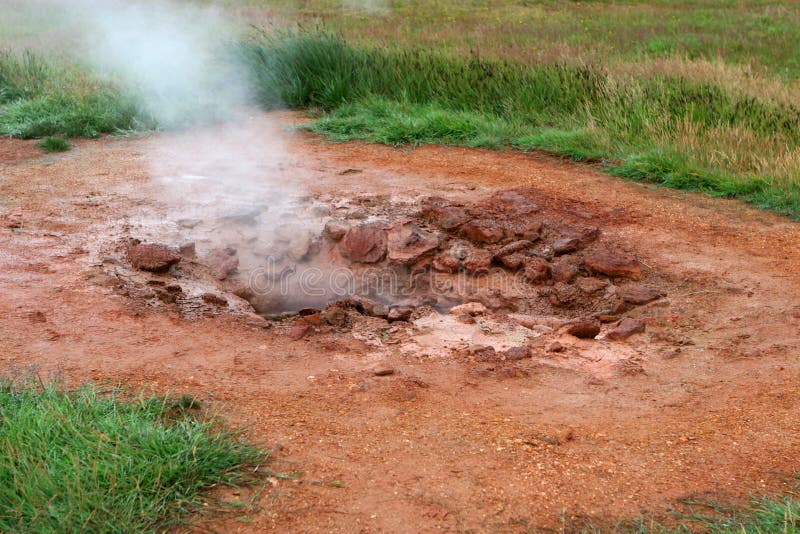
xmin=241 ymin=32 xmax=800 ymax=220
xmin=0 ymin=382 xmax=267 ymax=532
xmin=36 ymin=135 xmax=69 ymax=152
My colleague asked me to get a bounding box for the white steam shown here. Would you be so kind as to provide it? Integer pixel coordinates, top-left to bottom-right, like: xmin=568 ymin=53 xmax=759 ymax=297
xmin=79 ymin=0 xmax=251 ymax=127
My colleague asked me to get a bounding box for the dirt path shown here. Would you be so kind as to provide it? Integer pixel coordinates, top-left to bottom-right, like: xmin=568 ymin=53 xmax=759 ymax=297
xmin=1 ymin=115 xmax=799 ymax=532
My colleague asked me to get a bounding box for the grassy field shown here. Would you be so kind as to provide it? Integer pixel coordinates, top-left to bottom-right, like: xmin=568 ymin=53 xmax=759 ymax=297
xmin=2 ymin=1 xmax=800 ymax=218
xmin=0 ymin=381 xmax=266 ymax=532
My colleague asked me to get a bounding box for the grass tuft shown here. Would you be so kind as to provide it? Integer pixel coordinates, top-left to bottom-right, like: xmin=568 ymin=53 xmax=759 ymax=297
xmin=36 ymin=135 xmax=69 ymax=152
xmin=0 ymin=381 xmax=267 ymax=533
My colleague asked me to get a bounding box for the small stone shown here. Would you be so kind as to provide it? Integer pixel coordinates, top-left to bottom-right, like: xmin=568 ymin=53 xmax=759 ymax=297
xmin=461 ymin=219 xmax=505 ymax=244
xmin=468 ymin=345 xmax=498 ymax=362
xmin=449 ymin=302 xmax=487 ymax=316
xmin=347 ymin=296 xmax=389 ymax=318
xmin=432 ymin=253 xmax=460 ymax=273
xmin=551 ymin=259 xmax=579 ymax=283
xmin=584 ymin=249 xmax=641 ymax=280
xmin=606 ymin=318 xmax=646 ymax=341
xmin=577 ymin=276 xmax=609 ymax=294
xmin=201 ymin=293 xmax=227 ymax=306
xmin=426 ymin=206 xmax=472 ymax=230
xmin=523 ymin=257 xmax=550 ymax=283
xmin=324 ymin=220 xmax=350 ymax=241
xmin=552 ymin=237 xmax=580 ymax=255
xmin=564 ymin=319 xmax=601 ymax=339
xmin=387 ymin=306 xmax=414 ymax=322
xmin=288 ymin=324 xmax=310 ymax=340
xmin=127 ymin=244 xmax=181 ymax=273
xmin=494 ymin=240 xmax=534 ymax=258
xmin=372 ymin=365 xmax=395 ymax=377
xmin=498 ymin=253 xmax=526 ymax=271
xmin=618 ymin=284 xmax=665 ymax=305
xmin=546 ymin=341 xmax=564 ymax=353
xmin=321 ymin=306 xmax=348 ymax=326
xmin=463 ymin=249 xmax=493 ymax=275
xmin=502 ymin=346 xmax=531 ymax=361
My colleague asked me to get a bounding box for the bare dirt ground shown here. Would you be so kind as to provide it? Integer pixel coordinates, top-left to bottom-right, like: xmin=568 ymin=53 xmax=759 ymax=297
xmin=1 ymin=114 xmax=799 ymax=532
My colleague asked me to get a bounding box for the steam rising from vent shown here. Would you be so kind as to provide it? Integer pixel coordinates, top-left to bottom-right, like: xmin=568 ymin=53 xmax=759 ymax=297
xmin=78 ymin=0 xmax=251 ymax=128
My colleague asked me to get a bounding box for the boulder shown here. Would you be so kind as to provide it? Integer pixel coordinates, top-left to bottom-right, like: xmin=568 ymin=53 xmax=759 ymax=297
xmin=340 ymin=222 xmax=387 ymax=263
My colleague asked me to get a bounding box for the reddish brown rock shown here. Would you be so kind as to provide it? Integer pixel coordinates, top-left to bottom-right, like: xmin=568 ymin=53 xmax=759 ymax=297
xmin=495 ymin=239 xmax=534 ymax=258
xmin=200 ymin=293 xmax=226 ymax=306
xmin=432 ymin=253 xmax=461 ymax=273
xmin=127 ymin=244 xmax=181 ymax=273
xmin=388 ymin=306 xmax=414 ymax=322
xmin=468 ymin=345 xmax=498 ymax=362
xmin=523 ymin=257 xmax=551 ymax=283
xmin=551 ymin=259 xmax=579 ymax=283
xmin=387 ymin=220 xmax=440 ymax=265
xmin=323 ymin=220 xmax=350 ymax=241
xmin=564 ymin=319 xmax=601 ymax=339
xmin=577 ymin=276 xmax=610 ymax=294
xmin=340 ymin=222 xmax=387 ymax=263
xmin=498 ymin=253 xmax=526 ymax=271
xmin=552 ymin=237 xmax=580 ymax=255
xmin=606 ymin=318 xmax=646 ymax=341
xmin=545 ymin=283 xmax=579 ymax=307
xmin=508 ymin=220 xmax=543 ymax=241
xmin=321 ymin=305 xmax=348 ymax=326
xmin=491 ymin=190 xmax=540 ymax=215
xmin=461 ymin=219 xmax=505 ymax=244
xmin=205 ymin=248 xmax=239 ymax=280
xmin=449 ymin=302 xmax=487 ymax=316
xmin=502 ymin=346 xmax=531 ymax=361
xmin=463 ymin=249 xmax=493 ymax=275
xmin=584 ymin=249 xmax=641 ymax=279
xmin=288 ymin=324 xmax=310 ymax=340
xmin=618 ymin=284 xmax=665 ymax=305
xmin=426 ymin=206 xmax=472 ymax=230
xmin=372 ymin=365 xmax=395 ymax=376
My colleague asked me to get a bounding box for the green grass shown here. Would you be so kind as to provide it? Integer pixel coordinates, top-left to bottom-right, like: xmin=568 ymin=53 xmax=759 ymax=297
xmin=36 ymin=136 xmax=70 ymax=153
xmin=0 ymin=50 xmax=144 ymax=139
xmin=240 ymin=32 xmax=800 ymax=219
xmin=0 ymin=381 xmax=267 ymax=533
